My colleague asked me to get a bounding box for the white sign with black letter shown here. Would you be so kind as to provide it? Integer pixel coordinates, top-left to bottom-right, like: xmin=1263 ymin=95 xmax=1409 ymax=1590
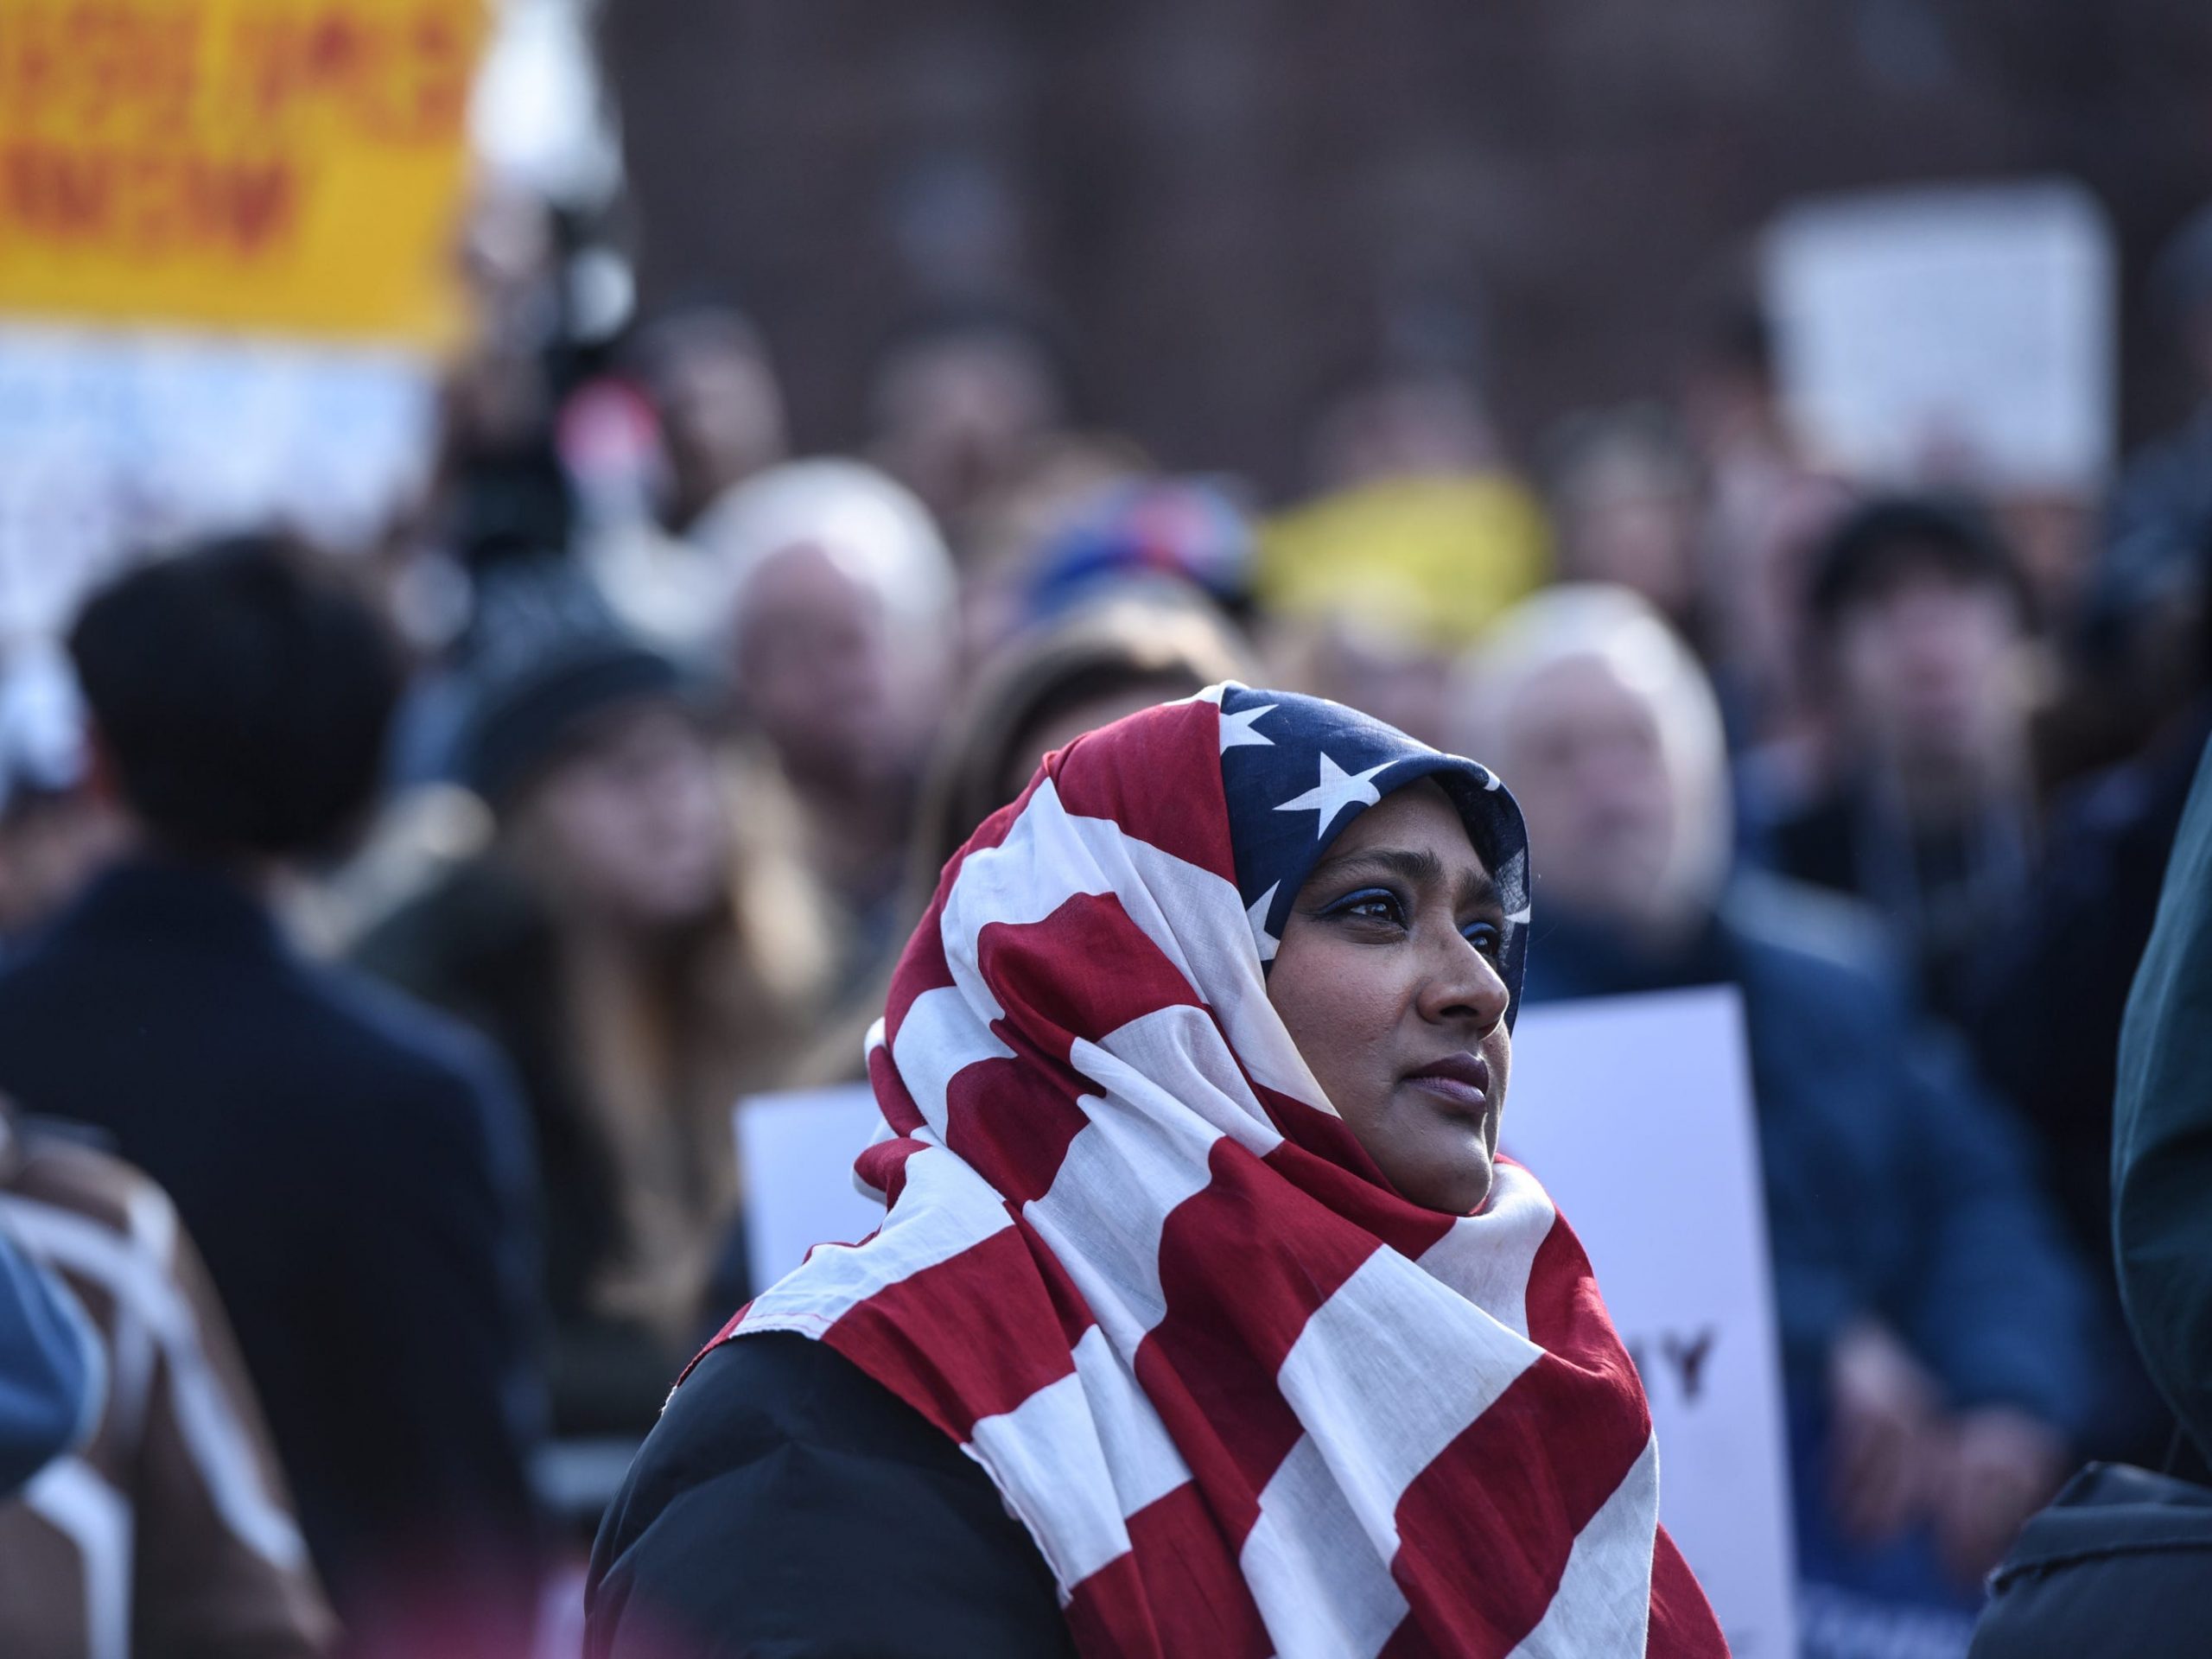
xmin=1505 ymin=986 xmax=1796 ymax=1659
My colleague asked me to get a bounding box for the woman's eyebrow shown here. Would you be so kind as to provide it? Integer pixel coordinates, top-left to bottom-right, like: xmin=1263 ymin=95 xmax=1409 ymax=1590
xmin=1310 ymin=847 xmax=1499 ymax=910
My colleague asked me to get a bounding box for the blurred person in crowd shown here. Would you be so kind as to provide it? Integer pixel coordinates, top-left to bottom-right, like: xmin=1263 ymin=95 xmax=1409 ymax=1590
xmin=357 ymin=565 xmax=832 ymax=1437
xmin=2082 ymin=202 xmax=2212 ymax=736
xmin=785 ymin=591 xmax=1256 ymax=1091
xmin=1544 ymin=404 xmax=1706 ymax=641
xmin=583 ymin=304 xmax=794 ymax=655
xmin=1677 ymin=282 xmax=1853 ymax=775
xmin=1762 ymin=496 xmax=2041 ymax=1023
xmin=956 ymin=434 xmax=1153 ymax=644
xmin=715 ymin=461 xmax=959 ymax=989
xmin=1259 ymin=359 xmax=1549 ymax=747
xmin=588 ymin=685 xmax=1730 ymax=1658
xmin=865 ymin=300 xmax=1077 ymax=544
xmin=631 ymin=303 xmax=789 ymax=538
xmin=0 ymin=1096 xmax=338 ymax=1656
xmin=0 ymin=537 xmax=549 ymax=1656
xmin=0 ymin=649 xmax=122 ymax=945
xmin=1012 ymin=475 xmax=1256 ymax=631
xmin=1306 ymin=358 xmax=1505 ymax=491
xmin=1458 ymin=586 xmax=2090 ymax=1651
xmin=1961 ymin=564 xmax=2212 ymax=1465
xmin=0 ymin=1223 xmax=96 ymax=1498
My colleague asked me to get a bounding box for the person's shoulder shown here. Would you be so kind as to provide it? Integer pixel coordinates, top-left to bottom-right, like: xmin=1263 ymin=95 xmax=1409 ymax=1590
xmin=349 ymin=854 xmax=548 ymax=992
xmin=591 ymin=1332 xmax=1075 ymax=1659
xmin=286 ymin=955 xmax=525 ymax=1164
xmin=649 ymin=1332 xmax=970 ymax=1478
xmin=602 ymin=1332 xmax=981 ymax=1564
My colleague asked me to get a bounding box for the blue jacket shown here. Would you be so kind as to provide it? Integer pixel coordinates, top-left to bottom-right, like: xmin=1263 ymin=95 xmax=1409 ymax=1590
xmin=0 ymin=1224 xmax=96 ymax=1496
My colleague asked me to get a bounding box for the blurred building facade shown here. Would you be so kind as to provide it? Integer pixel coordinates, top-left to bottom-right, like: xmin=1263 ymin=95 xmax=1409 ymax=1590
xmin=601 ymin=0 xmax=2212 ymax=493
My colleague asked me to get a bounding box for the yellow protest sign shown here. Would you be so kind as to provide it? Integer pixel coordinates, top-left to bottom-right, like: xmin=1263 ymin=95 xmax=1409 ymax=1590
xmin=0 ymin=0 xmax=486 ymax=350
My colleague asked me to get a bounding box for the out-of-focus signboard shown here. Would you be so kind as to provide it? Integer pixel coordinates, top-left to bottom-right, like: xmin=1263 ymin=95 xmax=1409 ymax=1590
xmin=0 ymin=0 xmax=486 ymax=349
xmin=1764 ymin=180 xmax=2116 ymax=495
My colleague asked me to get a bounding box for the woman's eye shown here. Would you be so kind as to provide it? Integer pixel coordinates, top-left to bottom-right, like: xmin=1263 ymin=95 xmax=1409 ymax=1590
xmin=1462 ymin=922 xmax=1504 ymax=960
xmin=1333 ymin=889 xmax=1405 ymax=927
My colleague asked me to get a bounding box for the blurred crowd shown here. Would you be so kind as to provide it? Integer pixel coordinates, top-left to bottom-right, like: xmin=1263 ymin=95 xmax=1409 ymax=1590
xmin=7 ymin=181 xmax=2212 ymax=1659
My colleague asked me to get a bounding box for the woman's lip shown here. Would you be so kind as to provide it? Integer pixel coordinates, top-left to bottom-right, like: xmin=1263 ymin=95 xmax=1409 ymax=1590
xmin=1402 ymin=1054 xmax=1491 ymax=1111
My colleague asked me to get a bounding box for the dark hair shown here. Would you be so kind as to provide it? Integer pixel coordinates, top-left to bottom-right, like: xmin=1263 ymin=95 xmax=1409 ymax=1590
xmin=911 ymin=597 xmax=1253 ymax=881
xmin=1807 ymin=494 xmax=2032 ymax=633
xmin=68 ymin=534 xmax=401 ymax=861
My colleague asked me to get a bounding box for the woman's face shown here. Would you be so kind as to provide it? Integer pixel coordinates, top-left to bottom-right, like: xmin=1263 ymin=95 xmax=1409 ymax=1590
xmin=513 ymin=702 xmax=733 ymax=931
xmin=1266 ymin=779 xmax=1513 ymax=1214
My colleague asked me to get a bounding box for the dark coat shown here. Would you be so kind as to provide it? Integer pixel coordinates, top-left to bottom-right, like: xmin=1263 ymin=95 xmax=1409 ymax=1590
xmin=0 ymin=860 xmax=547 ymax=1647
xmin=2113 ymin=728 xmax=2212 ymax=1465
xmin=586 ymin=1332 xmax=1072 ymax=1659
xmin=353 ymin=855 xmax=715 ymax=1436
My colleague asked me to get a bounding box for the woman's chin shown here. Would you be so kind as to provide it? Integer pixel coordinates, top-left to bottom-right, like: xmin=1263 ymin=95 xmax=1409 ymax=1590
xmin=1392 ymin=1143 xmax=1495 ymax=1217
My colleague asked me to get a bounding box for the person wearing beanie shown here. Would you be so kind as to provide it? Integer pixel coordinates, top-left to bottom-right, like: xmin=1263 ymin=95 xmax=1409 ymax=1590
xmin=356 ymin=565 xmax=834 ymax=1446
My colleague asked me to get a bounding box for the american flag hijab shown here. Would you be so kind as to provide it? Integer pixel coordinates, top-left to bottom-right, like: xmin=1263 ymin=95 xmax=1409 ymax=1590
xmin=696 ymin=683 xmax=1728 ymax=1658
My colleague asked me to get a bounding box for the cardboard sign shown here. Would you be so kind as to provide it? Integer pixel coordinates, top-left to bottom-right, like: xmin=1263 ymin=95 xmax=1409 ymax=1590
xmin=1505 ymin=988 xmax=1796 ymax=1659
xmin=1763 ymin=180 xmax=2115 ymax=494
xmin=737 ymin=987 xmax=1795 ymax=1654
xmin=0 ymin=0 xmax=486 ymax=348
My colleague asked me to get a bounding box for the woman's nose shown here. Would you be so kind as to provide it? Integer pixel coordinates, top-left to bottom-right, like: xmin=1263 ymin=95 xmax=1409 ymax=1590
xmin=1418 ymin=930 xmax=1511 ymax=1032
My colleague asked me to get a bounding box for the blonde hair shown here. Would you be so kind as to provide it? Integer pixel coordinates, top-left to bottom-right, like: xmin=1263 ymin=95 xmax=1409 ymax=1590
xmin=1451 ymin=583 xmax=1733 ymax=925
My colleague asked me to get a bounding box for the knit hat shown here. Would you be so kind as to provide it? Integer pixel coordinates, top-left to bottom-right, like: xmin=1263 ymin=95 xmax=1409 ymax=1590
xmin=459 ymin=561 xmax=690 ymax=810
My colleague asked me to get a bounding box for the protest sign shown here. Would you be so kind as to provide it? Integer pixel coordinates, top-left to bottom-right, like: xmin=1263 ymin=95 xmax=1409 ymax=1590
xmin=1506 ymin=987 xmax=1796 ymax=1659
xmin=0 ymin=321 xmax=436 ymax=641
xmin=735 ymin=1085 xmax=889 ymax=1289
xmin=1763 ymin=179 xmax=2115 ymax=494
xmin=0 ymin=0 xmax=486 ymax=349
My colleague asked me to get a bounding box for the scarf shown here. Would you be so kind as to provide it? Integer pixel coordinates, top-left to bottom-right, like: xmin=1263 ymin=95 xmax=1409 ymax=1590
xmin=691 ymin=684 xmax=1727 ymax=1657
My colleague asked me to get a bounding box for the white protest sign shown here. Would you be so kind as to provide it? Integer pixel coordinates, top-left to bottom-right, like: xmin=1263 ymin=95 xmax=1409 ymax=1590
xmin=736 ymin=1084 xmax=888 ymax=1288
xmin=1763 ymin=179 xmax=2115 ymax=494
xmin=1505 ymin=987 xmax=1796 ymax=1659
xmin=0 ymin=321 xmax=435 ymax=644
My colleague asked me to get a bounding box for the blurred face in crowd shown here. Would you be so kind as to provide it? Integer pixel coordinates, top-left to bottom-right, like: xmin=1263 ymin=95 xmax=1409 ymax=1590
xmin=511 ymin=702 xmax=731 ymax=931
xmin=870 ymin=334 xmax=1065 ymax=524
xmin=1830 ymin=561 xmax=2026 ymax=785
xmin=646 ymin=327 xmax=786 ymax=525
xmin=1310 ymin=373 xmax=1501 ymax=492
xmin=1555 ymin=446 xmax=1701 ymax=626
xmin=1493 ymin=654 xmax=1682 ymax=935
xmin=1268 ymin=781 xmax=1514 ymax=1215
xmin=734 ymin=543 xmax=939 ymax=790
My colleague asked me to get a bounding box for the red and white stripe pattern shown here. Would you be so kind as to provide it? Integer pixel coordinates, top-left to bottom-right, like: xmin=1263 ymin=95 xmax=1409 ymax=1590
xmin=697 ymin=690 xmax=1727 ymax=1657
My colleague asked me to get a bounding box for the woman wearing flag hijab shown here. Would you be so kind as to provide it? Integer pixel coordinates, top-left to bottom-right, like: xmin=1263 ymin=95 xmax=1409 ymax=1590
xmin=586 ymin=685 xmax=1728 ymax=1659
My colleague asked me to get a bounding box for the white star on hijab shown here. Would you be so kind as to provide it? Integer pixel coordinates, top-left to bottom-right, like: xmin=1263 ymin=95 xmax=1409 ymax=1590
xmin=1274 ymin=752 xmax=1389 ymax=840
